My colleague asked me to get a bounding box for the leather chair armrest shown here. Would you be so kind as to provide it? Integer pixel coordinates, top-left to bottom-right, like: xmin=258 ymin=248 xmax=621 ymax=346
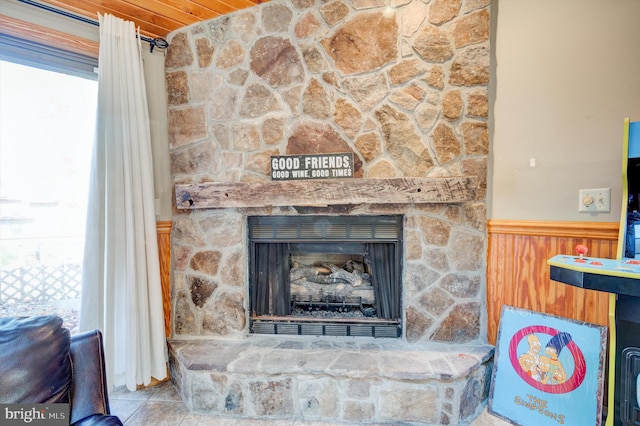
xmin=69 ymin=330 xmax=116 ymax=425
xmin=72 ymin=413 xmax=123 ymax=426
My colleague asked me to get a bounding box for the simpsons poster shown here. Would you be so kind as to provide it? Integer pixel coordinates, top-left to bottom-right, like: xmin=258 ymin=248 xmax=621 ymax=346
xmin=489 ymin=306 xmax=607 ymax=426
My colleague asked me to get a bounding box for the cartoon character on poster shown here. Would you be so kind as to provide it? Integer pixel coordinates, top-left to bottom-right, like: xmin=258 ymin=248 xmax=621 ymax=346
xmin=489 ymin=306 xmax=607 ymax=426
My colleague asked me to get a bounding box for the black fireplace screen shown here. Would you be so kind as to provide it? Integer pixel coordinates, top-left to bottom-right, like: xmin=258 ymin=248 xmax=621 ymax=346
xmin=367 ymin=242 xmax=399 ymax=320
xmin=252 ymin=243 xmax=290 ymax=316
xmin=248 ymin=216 xmax=403 ymax=325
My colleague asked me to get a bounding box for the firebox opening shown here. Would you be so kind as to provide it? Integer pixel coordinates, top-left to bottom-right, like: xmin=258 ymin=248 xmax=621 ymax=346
xmin=248 ymin=215 xmax=403 ymax=338
xmin=290 ymin=250 xmax=376 ymax=319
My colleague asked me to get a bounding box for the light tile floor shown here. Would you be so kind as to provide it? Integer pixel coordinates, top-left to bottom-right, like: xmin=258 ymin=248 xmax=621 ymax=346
xmin=109 ymin=380 xmax=511 ymax=426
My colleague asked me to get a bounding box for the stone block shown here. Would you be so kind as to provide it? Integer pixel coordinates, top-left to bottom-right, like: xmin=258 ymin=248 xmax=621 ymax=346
xmin=189 ymin=371 xmax=226 ymax=411
xmin=223 ymin=381 xmax=245 ymax=414
xmin=343 ymin=400 xmax=375 ymax=422
xmin=297 ymin=377 xmax=338 ymax=419
xmin=248 ymin=378 xmax=294 ymax=416
xmin=379 ymin=383 xmax=439 ymax=423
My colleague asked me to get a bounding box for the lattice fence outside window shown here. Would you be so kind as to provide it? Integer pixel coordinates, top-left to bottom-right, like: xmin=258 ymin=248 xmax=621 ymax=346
xmin=0 ymin=264 xmax=81 ymax=304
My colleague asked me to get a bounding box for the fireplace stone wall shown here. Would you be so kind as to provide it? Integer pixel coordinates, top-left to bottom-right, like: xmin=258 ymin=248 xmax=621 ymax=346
xmin=166 ymin=0 xmax=490 ymax=344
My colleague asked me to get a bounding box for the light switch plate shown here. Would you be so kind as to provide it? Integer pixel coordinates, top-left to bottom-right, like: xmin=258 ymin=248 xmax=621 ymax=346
xmin=578 ymin=188 xmax=611 ymax=213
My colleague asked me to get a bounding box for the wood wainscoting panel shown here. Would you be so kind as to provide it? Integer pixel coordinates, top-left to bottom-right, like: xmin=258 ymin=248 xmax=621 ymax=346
xmin=157 ymin=221 xmax=172 ymax=338
xmin=486 ymin=220 xmax=619 ymax=345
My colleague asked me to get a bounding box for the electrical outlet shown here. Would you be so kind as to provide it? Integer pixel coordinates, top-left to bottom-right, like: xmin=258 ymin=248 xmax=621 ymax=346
xmin=578 ymin=188 xmax=611 ymax=213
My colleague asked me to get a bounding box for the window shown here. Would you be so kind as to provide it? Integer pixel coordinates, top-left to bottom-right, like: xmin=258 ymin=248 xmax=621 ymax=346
xmin=0 ymin=59 xmax=97 ymax=332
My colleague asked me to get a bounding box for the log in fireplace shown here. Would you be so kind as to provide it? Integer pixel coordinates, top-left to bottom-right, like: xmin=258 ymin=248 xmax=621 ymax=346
xmin=248 ymin=215 xmax=403 ymax=338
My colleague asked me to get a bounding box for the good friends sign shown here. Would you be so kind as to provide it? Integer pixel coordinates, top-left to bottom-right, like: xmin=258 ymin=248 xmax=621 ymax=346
xmin=270 ymin=153 xmax=354 ymax=181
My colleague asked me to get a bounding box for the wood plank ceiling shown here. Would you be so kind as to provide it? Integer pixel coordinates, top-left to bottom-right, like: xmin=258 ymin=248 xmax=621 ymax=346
xmin=37 ymin=0 xmax=267 ymax=40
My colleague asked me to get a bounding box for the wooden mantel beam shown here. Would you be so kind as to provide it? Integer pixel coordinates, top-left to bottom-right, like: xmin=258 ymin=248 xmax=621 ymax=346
xmin=175 ymin=177 xmax=477 ymax=209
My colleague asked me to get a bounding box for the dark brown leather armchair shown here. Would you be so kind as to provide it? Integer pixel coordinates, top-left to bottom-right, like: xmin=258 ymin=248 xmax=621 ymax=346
xmin=0 ymin=315 xmax=122 ymax=425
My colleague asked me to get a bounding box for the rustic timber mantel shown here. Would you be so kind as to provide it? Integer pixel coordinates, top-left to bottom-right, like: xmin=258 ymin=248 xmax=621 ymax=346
xmin=175 ymin=177 xmax=477 ymax=209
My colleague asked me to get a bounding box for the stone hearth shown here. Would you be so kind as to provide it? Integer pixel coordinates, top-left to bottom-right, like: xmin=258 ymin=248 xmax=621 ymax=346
xmin=169 ymin=336 xmax=493 ymax=424
xmin=165 ymin=0 xmax=491 ymax=423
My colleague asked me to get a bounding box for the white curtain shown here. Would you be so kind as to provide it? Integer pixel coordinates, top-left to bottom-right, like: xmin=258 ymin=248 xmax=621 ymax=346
xmin=80 ymin=13 xmax=167 ymax=391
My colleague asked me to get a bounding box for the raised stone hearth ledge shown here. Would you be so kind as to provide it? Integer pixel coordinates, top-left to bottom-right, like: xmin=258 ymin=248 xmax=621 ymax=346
xmin=168 ymin=336 xmax=493 ymax=424
xmin=175 ymin=176 xmax=477 ymax=209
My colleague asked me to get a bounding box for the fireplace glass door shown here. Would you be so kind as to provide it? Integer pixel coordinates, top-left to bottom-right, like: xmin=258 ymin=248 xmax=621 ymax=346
xmin=248 ymin=215 xmax=402 ymax=338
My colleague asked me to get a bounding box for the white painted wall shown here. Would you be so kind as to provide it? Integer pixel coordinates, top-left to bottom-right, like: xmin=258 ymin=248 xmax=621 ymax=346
xmin=490 ymin=0 xmax=640 ymax=221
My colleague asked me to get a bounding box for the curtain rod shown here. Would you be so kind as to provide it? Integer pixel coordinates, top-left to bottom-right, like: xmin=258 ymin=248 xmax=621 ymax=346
xmin=17 ymin=0 xmax=169 ymax=52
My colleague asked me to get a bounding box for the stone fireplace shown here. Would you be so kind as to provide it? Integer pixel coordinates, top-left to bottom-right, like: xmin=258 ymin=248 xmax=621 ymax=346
xmin=165 ymin=0 xmax=492 ymax=423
